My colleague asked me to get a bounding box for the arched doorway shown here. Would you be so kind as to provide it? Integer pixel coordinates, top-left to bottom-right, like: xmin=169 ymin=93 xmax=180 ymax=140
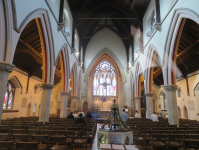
xmin=38 ymin=104 xmax=41 ymax=116
xmin=178 ymin=106 xmax=181 ymax=118
xmin=184 ymin=106 xmax=188 ymax=119
xmin=33 ymin=103 xmax=37 ymax=116
xmin=27 ymin=103 xmax=31 ymax=117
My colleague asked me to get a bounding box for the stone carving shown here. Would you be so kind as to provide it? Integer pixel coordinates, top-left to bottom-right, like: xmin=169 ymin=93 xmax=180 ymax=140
xmin=109 ymin=135 xmax=122 ymax=144
xmin=0 ymin=63 xmax=14 ymax=74
xmin=41 ymin=84 xmax=54 ymax=90
xmin=177 ymin=87 xmax=181 ymax=97
xmin=61 ymin=92 xmax=70 ymax=95
xmin=99 ymin=135 xmax=108 ymax=144
xmin=144 ymin=93 xmax=153 ymax=97
xmin=71 ymin=96 xmax=77 ymax=99
xmin=134 ymin=97 xmax=141 ymax=100
xmin=71 ymin=48 xmax=76 ymax=54
xmin=164 ymin=85 xmax=178 ymax=92
xmin=188 ymin=100 xmax=194 ymax=110
xmin=61 ymin=27 xmax=70 ymax=37
xmin=159 ymin=90 xmax=166 ymax=96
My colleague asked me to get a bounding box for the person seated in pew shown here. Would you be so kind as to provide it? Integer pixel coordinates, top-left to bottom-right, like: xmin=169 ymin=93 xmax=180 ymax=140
xmin=135 ymin=110 xmax=141 ymax=118
xmin=151 ymin=112 xmax=159 ymax=122
xmin=86 ymin=111 xmax=92 ymax=118
xmin=75 ymin=113 xmax=86 ymax=125
xmin=73 ymin=111 xmax=78 ymax=118
xmin=67 ymin=112 xmax=75 ymax=119
xmin=120 ymin=109 xmax=128 ymax=122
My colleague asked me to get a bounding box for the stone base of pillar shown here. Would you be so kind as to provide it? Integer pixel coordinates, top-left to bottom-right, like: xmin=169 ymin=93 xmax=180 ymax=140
xmin=145 ymin=93 xmax=153 ymax=119
xmin=60 ymin=92 xmax=70 ymax=118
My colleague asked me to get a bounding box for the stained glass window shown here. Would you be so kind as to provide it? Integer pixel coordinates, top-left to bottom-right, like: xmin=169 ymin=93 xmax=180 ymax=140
xmin=3 ymin=82 xmax=15 ymax=109
xmin=93 ymin=60 xmax=116 ymax=96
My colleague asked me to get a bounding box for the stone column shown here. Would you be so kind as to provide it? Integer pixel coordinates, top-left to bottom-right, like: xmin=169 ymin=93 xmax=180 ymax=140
xmin=77 ymin=98 xmax=82 ymax=111
xmin=164 ymin=85 xmax=179 ymax=125
xmin=135 ymin=97 xmax=141 ymax=115
xmin=60 ymin=91 xmax=70 ymax=118
xmin=76 ymin=98 xmax=79 ymax=111
xmin=0 ymin=62 xmax=14 ymax=123
xmin=39 ymin=84 xmax=54 ymax=122
xmin=145 ymin=93 xmax=154 ymax=119
xmin=71 ymin=96 xmax=77 ymax=112
xmin=131 ymin=99 xmax=135 ymax=117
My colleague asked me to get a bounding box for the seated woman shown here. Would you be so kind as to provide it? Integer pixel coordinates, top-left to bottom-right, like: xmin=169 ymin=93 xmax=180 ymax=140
xmin=74 ymin=113 xmax=86 ymax=125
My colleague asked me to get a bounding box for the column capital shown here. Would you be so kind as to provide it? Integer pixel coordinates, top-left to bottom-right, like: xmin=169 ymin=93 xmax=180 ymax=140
xmin=41 ymin=84 xmax=54 ymax=90
xmin=0 ymin=62 xmax=14 ymax=74
xmin=61 ymin=91 xmax=70 ymax=95
xmin=145 ymin=92 xmax=153 ymax=97
xmin=164 ymin=85 xmax=178 ymax=92
xmin=71 ymin=96 xmax=77 ymax=99
xmin=134 ymin=97 xmax=142 ymax=100
xmin=131 ymin=99 xmax=134 ymax=101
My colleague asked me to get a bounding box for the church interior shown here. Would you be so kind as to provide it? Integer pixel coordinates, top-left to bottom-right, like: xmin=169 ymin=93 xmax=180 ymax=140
xmin=1 ymin=0 xmax=199 ymax=149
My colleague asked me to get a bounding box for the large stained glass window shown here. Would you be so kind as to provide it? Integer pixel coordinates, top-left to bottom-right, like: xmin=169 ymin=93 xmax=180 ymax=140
xmin=93 ymin=60 xmax=116 ymax=96
xmin=3 ymin=82 xmax=15 ymax=109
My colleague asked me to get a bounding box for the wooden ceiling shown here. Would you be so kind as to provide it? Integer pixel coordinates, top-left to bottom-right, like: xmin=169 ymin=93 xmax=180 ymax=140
xmin=153 ymin=19 xmax=199 ymax=86
xmin=68 ymin=0 xmax=151 ymax=58
xmin=13 ymin=19 xmax=61 ymax=85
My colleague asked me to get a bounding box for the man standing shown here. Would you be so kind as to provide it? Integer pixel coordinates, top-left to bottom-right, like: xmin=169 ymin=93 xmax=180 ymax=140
xmin=135 ymin=110 xmax=141 ymax=118
xmin=120 ymin=109 xmax=128 ymax=122
xmin=151 ymin=112 xmax=159 ymax=122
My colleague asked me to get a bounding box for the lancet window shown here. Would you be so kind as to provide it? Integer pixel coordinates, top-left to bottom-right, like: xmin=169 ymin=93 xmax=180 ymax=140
xmin=3 ymin=82 xmax=15 ymax=109
xmin=93 ymin=60 xmax=116 ymax=96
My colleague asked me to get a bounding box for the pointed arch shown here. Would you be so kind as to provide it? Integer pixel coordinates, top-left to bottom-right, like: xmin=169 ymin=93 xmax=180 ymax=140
xmin=9 ymin=8 xmax=55 ymax=84
xmin=8 ymin=76 xmax=23 ymax=94
xmin=55 ymin=44 xmax=70 ymax=92
xmin=193 ymin=82 xmax=199 ymax=96
xmin=85 ymin=48 xmax=126 ymax=84
xmin=145 ymin=44 xmax=162 ymax=93
xmin=159 ymin=90 xmax=166 ymax=97
xmin=163 ymin=8 xmax=199 ymax=85
xmin=70 ymin=62 xmax=78 ymax=96
xmin=134 ymin=61 xmax=144 ymax=97
xmin=130 ymin=70 xmax=135 ymax=99
xmin=0 ymin=0 xmax=13 ymax=62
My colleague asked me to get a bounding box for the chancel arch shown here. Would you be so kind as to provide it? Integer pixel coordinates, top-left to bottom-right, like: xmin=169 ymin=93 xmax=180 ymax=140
xmin=88 ymin=53 xmax=122 ymax=112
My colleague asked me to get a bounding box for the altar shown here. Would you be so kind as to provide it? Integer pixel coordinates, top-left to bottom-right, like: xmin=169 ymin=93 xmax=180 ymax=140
xmin=99 ymin=110 xmax=112 ymax=119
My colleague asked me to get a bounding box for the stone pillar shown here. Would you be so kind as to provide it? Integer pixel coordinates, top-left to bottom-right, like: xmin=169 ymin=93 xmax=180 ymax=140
xmin=39 ymin=84 xmax=54 ymax=122
xmin=131 ymin=99 xmax=135 ymax=117
xmin=0 ymin=62 xmax=14 ymax=123
xmin=71 ymin=96 xmax=77 ymax=112
xmin=135 ymin=97 xmax=141 ymax=115
xmin=145 ymin=93 xmax=154 ymax=119
xmin=60 ymin=91 xmax=70 ymax=118
xmin=77 ymin=98 xmax=82 ymax=111
xmin=76 ymin=98 xmax=79 ymax=111
xmin=164 ymin=85 xmax=179 ymax=125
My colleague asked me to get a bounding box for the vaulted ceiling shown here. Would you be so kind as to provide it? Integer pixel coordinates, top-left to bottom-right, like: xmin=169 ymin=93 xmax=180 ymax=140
xmin=68 ymin=0 xmax=151 ymax=63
